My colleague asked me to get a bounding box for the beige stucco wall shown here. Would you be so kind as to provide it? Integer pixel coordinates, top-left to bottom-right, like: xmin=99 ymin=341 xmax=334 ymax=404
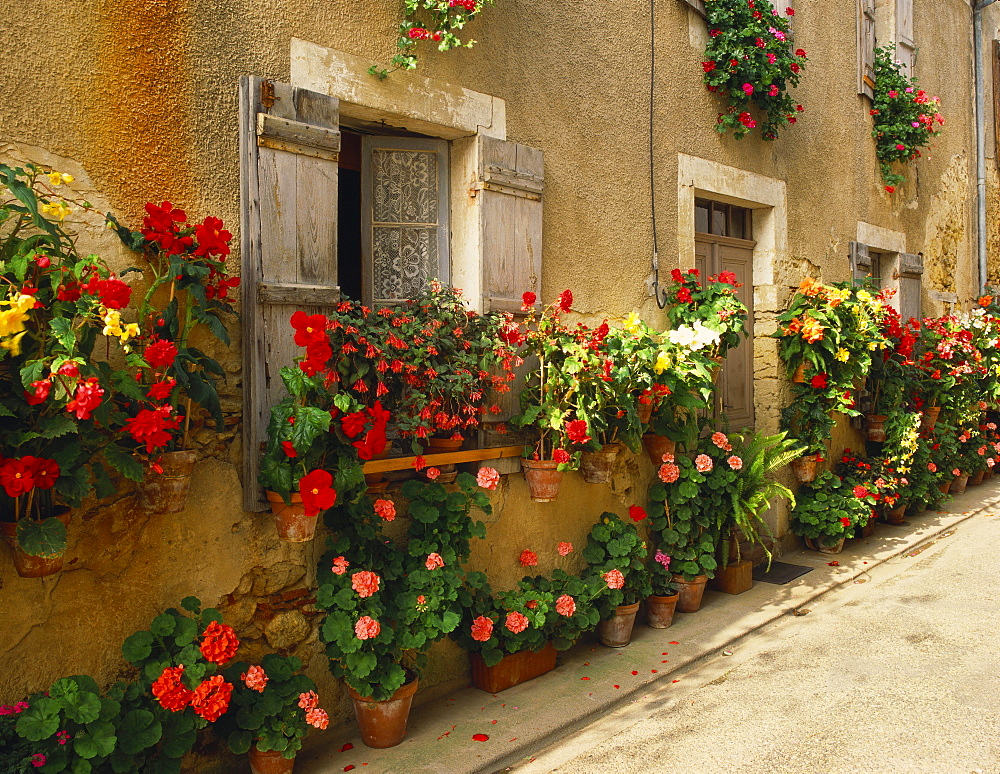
xmin=0 ymin=0 xmax=989 ymax=747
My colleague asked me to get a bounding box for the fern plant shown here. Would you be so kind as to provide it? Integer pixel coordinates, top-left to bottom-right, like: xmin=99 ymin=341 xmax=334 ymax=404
xmin=720 ymin=431 xmax=798 ymax=569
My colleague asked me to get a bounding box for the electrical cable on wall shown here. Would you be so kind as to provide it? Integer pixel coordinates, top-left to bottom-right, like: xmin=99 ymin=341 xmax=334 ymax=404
xmin=649 ymin=0 xmax=669 ymax=308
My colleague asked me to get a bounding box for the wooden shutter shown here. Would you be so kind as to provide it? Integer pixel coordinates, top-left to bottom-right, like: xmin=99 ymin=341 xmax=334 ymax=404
xmin=859 ymin=0 xmax=876 ymax=98
xmin=362 ymin=136 xmax=449 ymax=306
xmin=240 ymin=76 xmax=342 ymax=511
xmin=477 ymin=137 xmax=544 ymax=472
xmin=850 ymin=241 xmax=872 ymax=281
xmin=676 ymin=0 xmax=706 ymax=17
xmin=993 ymin=41 xmax=1000 ymax=160
xmin=899 ymin=252 xmax=923 ymax=325
xmin=479 ymin=137 xmax=544 ymax=314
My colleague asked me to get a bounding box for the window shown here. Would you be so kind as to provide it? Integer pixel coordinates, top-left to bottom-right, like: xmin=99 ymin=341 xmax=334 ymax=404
xmin=695 ymin=199 xmax=755 ymax=431
xmin=238 ymin=76 xmax=544 ymax=509
xmin=895 ymin=0 xmax=915 ymax=77
xmin=858 ymin=0 xmax=876 ymax=98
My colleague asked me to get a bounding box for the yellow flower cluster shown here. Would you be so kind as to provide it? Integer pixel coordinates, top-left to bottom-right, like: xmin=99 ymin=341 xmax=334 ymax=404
xmin=0 ymin=293 xmax=36 ymax=356
xmin=38 ymin=200 xmax=72 ymax=221
xmin=46 ymin=172 xmax=74 ymax=186
xmin=101 ymin=306 xmax=140 ymax=347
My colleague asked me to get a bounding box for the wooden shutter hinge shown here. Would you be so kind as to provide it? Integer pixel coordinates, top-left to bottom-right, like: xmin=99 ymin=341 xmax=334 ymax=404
xmin=261 ymin=80 xmax=276 ymax=110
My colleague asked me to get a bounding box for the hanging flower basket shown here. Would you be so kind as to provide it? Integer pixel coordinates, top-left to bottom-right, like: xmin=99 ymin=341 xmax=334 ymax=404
xmin=790 ymin=454 xmax=820 ymax=483
xmin=137 ymin=450 xmax=198 ymax=514
xmin=520 ymin=458 xmax=563 ymax=502
xmin=579 ymin=444 xmax=622 ymax=484
xmin=265 ymin=491 xmax=317 ymax=543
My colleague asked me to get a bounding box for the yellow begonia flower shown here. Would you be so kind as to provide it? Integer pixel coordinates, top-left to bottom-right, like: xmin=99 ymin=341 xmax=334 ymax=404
xmin=653 ymin=350 xmax=670 ymax=374
xmin=39 ymin=201 xmax=72 ymax=221
xmin=0 ymin=331 xmax=27 ymax=356
xmin=623 ymin=312 xmax=642 ymax=334
xmin=0 ymin=294 xmax=34 ymax=337
xmin=835 ymin=348 xmax=850 ymax=362
xmin=867 ymin=341 xmax=878 ymax=350
xmin=46 ymin=172 xmax=74 ymax=186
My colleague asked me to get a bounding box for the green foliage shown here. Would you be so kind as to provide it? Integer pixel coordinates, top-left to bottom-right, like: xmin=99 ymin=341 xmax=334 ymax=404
xmin=701 ymin=0 xmax=807 ymax=140
xmin=580 ymin=512 xmax=651 ymax=617
xmin=789 ymin=471 xmax=872 ymax=547
xmin=871 ymin=45 xmax=944 ymax=189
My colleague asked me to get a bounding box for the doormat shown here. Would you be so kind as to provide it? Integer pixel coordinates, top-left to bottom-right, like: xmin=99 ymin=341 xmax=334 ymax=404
xmin=752 ymin=561 xmax=813 ymax=585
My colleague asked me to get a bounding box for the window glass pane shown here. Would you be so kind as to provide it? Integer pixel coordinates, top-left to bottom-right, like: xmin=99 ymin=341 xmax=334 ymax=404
xmin=711 ymin=204 xmax=726 ymax=236
xmin=729 ymin=208 xmax=745 ymax=239
xmin=695 ymin=201 xmax=710 ymax=233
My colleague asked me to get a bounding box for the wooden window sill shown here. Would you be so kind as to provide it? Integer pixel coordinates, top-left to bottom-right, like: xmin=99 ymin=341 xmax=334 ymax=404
xmin=361 ymin=445 xmax=524 ymax=474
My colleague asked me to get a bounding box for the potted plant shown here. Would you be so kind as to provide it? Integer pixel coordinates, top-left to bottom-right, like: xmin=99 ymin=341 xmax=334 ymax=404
xmin=662 ymin=268 xmax=748 ymax=365
xmin=315 ymin=472 xmax=492 ymax=748
xmin=646 ymin=549 xmax=680 ymax=629
xmin=712 ymin=431 xmax=798 ymax=594
xmin=453 ymin=568 xmax=603 ymax=693
xmin=218 ymin=654 xmax=328 ymax=773
xmin=580 ymin=509 xmax=652 ymax=647
xmin=107 ymin=201 xmax=239 ymax=513
xmin=790 ymin=471 xmax=875 ymax=553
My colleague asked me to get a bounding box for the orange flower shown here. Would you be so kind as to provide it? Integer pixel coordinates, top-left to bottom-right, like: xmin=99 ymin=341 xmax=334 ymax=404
xmin=240 ymin=665 xmax=268 ymax=693
xmin=979 ymin=296 xmax=993 ymax=307
xmin=306 ymin=707 xmax=329 ymax=729
xmin=555 ymin=594 xmax=576 ymax=617
xmin=200 ymin=621 xmax=239 ymax=665
xmin=799 ymin=314 xmax=825 ymax=343
xmin=603 ymin=569 xmax=625 ymax=590
xmin=798 ymin=277 xmax=824 ymax=297
xmin=505 ymin=611 xmax=529 ymax=633
xmin=190 ymin=675 xmax=233 ymax=722
xmin=152 ymin=665 xmax=193 ymax=712
xmin=471 ymin=615 xmax=493 ymax=642
xmin=351 ymin=570 xmax=381 ymax=598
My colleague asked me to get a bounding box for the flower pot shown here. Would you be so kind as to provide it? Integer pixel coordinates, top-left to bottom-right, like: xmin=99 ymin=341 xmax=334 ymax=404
xmin=920 ymin=406 xmax=942 ymax=433
xmin=804 ymin=536 xmax=845 ymax=554
xmin=970 ymin=469 xmax=986 ymax=486
xmin=1 ymin=509 xmax=71 ymax=578
xmin=885 ymin=504 xmax=907 ymax=525
xmin=265 ymin=491 xmax=317 ymax=543
xmin=642 ymin=434 xmax=676 ymax=466
xmin=596 ymin=602 xmax=640 ymax=647
xmin=950 ymin=474 xmax=969 ymax=495
xmin=709 ymin=356 xmax=724 ymax=385
xmin=469 ymin=643 xmax=557 ymax=693
xmin=672 ymin=574 xmax=709 ymax=613
xmin=521 ymin=458 xmax=563 ymax=502
xmin=853 ymin=519 xmax=875 ymax=539
xmin=579 ymin=444 xmax=623 ymax=484
xmin=137 ymin=450 xmax=198 ymax=513
xmin=645 ymin=593 xmax=680 ymax=629
xmin=791 ymin=363 xmax=807 ymax=383
xmin=790 ymin=454 xmax=820 ymax=483
xmin=425 ymin=437 xmax=464 ymax=452
xmin=864 ymin=415 xmax=888 ymax=443
xmin=709 ymin=560 xmax=753 ymax=595
xmin=248 ymin=747 xmax=295 ymax=774
xmin=637 ymin=403 xmax=653 ymax=424
xmin=363 ymin=449 xmax=391 ymax=486
xmin=347 ymin=677 xmax=419 ymax=749
xmin=937 ymin=481 xmax=952 ymax=495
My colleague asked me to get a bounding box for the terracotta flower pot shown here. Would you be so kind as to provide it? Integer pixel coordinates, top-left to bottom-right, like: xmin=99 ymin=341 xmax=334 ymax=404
xmin=642 ymin=434 xmax=676 ymax=466
xmin=790 ymin=454 xmax=820 ymax=483
xmin=137 ymin=449 xmax=198 ymax=513
xmin=347 ymin=677 xmax=419 ymax=749
xmin=920 ymin=406 xmax=942 ymax=433
xmin=791 ymin=362 xmax=807 ymax=383
xmin=637 ymin=403 xmax=653 ymax=424
xmin=266 ymin=491 xmax=317 ymax=543
xmin=646 ymin=593 xmax=679 ymax=629
xmin=937 ymin=481 xmax=952 ymax=495
xmin=248 ymin=746 xmax=295 ymax=774
xmin=521 ymin=458 xmax=563 ymax=502
xmin=709 ymin=356 xmax=724 ymax=385
xmin=804 ymin=536 xmax=845 ymax=554
xmin=970 ymin=469 xmax=986 ymax=486
xmin=363 ymin=448 xmax=391 ymax=486
xmin=950 ymin=474 xmax=969 ymax=494
xmin=885 ymin=504 xmax=907 ymax=524
xmin=1 ymin=509 xmax=71 ymax=578
xmin=672 ymin=574 xmax=709 ymax=613
xmin=864 ymin=414 xmax=888 ymax=443
xmin=579 ymin=444 xmax=623 ymax=484
xmin=470 ymin=643 xmax=557 ymax=693
xmin=597 ymin=602 xmax=640 ymax=647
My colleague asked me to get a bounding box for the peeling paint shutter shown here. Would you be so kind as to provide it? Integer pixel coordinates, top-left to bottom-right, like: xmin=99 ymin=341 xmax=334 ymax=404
xmin=899 ymin=252 xmax=923 ymax=326
xmin=896 ymin=0 xmax=915 ymax=76
xmin=850 ymin=241 xmax=872 ymax=282
xmin=477 ymin=137 xmax=544 ymax=473
xmin=479 ymin=137 xmax=544 ymax=315
xmin=361 ymin=136 xmax=450 ymax=306
xmin=859 ymin=0 xmax=876 ymax=98
xmin=719 ymin=244 xmax=754 ymax=430
xmin=239 ymin=76 xmax=341 ymax=511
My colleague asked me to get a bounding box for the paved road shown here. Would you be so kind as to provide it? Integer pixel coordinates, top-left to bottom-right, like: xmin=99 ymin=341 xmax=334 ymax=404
xmin=516 ymin=512 xmax=1000 ymax=774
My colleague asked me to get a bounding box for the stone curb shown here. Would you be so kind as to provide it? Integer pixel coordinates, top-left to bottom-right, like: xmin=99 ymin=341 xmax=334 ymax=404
xmin=297 ymin=483 xmax=1000 ymax=774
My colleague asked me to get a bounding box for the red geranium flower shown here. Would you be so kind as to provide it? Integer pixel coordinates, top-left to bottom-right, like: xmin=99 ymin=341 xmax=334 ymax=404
xmin=558 ymin=289 xmax=573 ymax=312
xmin=200 ymin=621 xmax=239 ymax=665
xmin=628 ymin=505 xmax=648 ymax=522
xmin=566 ymin=419 xmax=591 ymax=445
xmin=519 ymin=549 xmax=538 ymax=567
xmin=470 ymin=615 xmax=493 ymax=642
xmin=146 ymin=379 xmax=176 ymax=402
xmin=145 ymin=339 xmax=179 ymax=369
xmin=810 ymin=373 xmax=828 ymax=389
xmin=553 ymin=448 xmax=571 ymax=464
xmin=291 ymin=311 xmax=328 ymax=347
xmin=66 ymin=377 xmax=104 ymax=420
xmin=298 ymin=469 xmax=337 ymax=517
xmin=123 ymin=406 xmax=182 ymax=453
xmin=94 ymin=278 xmax=132 ymax=310
xmin=521 ymin=291 xmax=537 ymax=310
xmin=152 ymin=665 xmax=193 ymax=712
xmin=190 ymin=675 xmax=233 ymax=722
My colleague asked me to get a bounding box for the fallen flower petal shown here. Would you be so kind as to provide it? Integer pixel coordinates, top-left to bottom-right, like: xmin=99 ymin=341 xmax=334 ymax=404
xmin=472 ymin=733 xmax=490 ymax=741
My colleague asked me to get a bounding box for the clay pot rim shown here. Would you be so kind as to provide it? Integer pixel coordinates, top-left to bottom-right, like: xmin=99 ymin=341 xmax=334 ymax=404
xmin=520 ymin=457 xmax=561 ymax=470
xmin=672 ymin=574 xmax=708 ymax=584
xmin=613 ymin=602 xmax=641 ymax=615
xmin=346 ymin=676 xmax=419 ymax=704
xmin=647 ymin=593 xmax=680 ymax=602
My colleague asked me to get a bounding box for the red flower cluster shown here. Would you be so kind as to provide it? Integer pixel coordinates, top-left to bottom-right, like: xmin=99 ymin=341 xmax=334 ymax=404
xmin=340 ymin=401 xmax=390 ymax=460
xmin=65 ymin=377 xmax=104 ymax=420
xmin=298 ymin=469 xmax=337 ymax=517
xmin=200 ymin=621 xmax=239 ymax=665
xmin=0 ymin=456 xmax=60 ymax=498
xmin=123 ymin=406 xmax=183 ymax=453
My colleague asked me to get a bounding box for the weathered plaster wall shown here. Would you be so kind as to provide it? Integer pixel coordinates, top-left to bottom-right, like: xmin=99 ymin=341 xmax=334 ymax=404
xmin=0 ymin=0 xmax=987 ymax=740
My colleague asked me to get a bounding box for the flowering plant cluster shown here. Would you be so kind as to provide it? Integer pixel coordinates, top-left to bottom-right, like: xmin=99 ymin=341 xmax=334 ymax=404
xmin=867 ymin=301 xmax=920 ymax=416
xmin=663 ymin=269 xmax=747 ymax=360
xmin=776 ymin=278 xmax=887 ymax=454
xmin=914 ymin=314 xmax=986 ymax=410
xmin=580 ymin=510 xmax=653 ymax=618
xmin=871 ymin=45 xmax=944 ymax=191
xmin=790 ymin=470 xmax=876 ymax=547
xmin=217 ymin=654 xmax=327 ymax=759
xmin=453 ymin=568 xmax=604 ymax=665
xmin=369 ymin=0 xmax=495 ymax=79
xmin=315 ymin=473 xmax=492 ymax=702
xmin=6 ymin=597 xmax=316 ymax=772
xmin=701 ymin=0 xmax=807 ymax=140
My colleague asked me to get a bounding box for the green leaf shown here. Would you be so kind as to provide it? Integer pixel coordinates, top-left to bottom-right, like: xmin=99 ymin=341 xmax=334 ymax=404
xmin=103 ymin=444 xmax=144 ymax=482
xmin=116 ymin=710 xmax=161 ymax=755
xmin=173 ymin=616 xmax=197 ymax=647
xmin=16 ymin=697 xmax=61 ymax=741
xmin=121 ymin=630 xmax=154 ymax=664
xmin=149 ymin=613 xmax=177 ymax=637
xmin=180 ymin=596 xmax=201 ymax=614
xmin=74 ymin=720 xmax=117 ymax=759
xmin=16 ymin=517 xmax=67 ymax=557
xmin=228 ymin=729 xmax=253 ymax=755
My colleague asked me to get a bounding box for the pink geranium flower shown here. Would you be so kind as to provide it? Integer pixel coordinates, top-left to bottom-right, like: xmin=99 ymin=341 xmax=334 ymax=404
xmin=477 ymin=466 xmax=500 ymax=490
xmin=557 ymin=541 xmax=573 ymax=556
